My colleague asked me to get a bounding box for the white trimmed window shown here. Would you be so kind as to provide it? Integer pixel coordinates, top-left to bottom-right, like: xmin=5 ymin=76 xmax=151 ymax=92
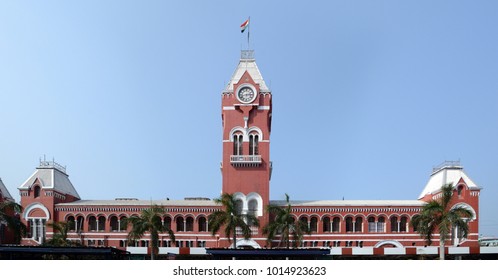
xmin=249 ymin=134 xmax=259 ymax=155
xmin=233 ymin=134 xmax=243 ymax=155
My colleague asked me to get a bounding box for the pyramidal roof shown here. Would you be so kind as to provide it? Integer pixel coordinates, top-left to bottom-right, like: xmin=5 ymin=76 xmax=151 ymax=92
xmin=18 ymin=160 xmax=80 ymax=199
xmin=418 ymin=161 xmax=479 ymax=199
xmin=0 ymin=178 xmax=14 ymax=200
xmin=224 ymin=50 xmax=269 ymax=92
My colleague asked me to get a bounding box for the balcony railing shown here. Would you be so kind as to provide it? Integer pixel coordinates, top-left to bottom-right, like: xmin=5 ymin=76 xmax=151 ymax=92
xmin=230 ymin=155 xmax=261 ymax=166
xmin=236 ymin=226 xmax=259 ymax=235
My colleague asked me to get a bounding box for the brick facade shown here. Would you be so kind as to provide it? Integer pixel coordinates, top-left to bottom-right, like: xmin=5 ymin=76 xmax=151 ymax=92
xmin=1 ymin=51 xmax=481 ymax=254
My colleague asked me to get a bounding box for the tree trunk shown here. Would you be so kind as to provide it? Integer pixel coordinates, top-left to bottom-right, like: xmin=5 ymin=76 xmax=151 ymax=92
xmin=233 ymin=227 xmax=237 ymax=249
xmin=439 ymin=238 xmax=445 ymax=260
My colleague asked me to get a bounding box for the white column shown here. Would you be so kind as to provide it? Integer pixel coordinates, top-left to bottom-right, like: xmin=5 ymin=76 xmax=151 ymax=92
xmin=31 ymin=219 xmax=36 ymax=240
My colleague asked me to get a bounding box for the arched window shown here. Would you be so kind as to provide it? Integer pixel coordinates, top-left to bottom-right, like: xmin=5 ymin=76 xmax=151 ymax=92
xmin=233 ymin=134 xmax=243 ymax=155
xmin=98 ymin=216 xmax=106 ymax=231
xmin=368 ymin=216 xmax=376 ymax=232
xmin=247 ymin=199 xmax=258 ymax=226
xmin=76 ymin=216 xmax=84 ymax=232
xmin=110 ymin=216 xmax=119 ymax=231
xmin=332 ymin=217 xmax=340 ymax=232
xmin=248 ymin=199 xmax=258 ymax=216
xmin=198 ymin=217 xmax=207 ymax=232
xmin=249 ymin=134 xmax=259 ymax=155
xmin=377 ymin=216 xmax=385 ymax=232
xmin=34 ymin=186 xmax=41 ymax=198
xmin=248 ymin=199 xmax=258 ymax=221
xmin=66 ymin=216 xmax=76 ymax=231
xmin=176 ymin=217 xmax=184 ymax=232
xmin=88 ymin=216 xmax=97 ymax=231
xmin=299 ymin=217 xmax=308 ymax=231
xmin=164 ymin=216 xmax=172 ymax=230
xmin=354 ymin=217 xmax=363 ymax=232
xmin=119 ymin=216 xmax=127 ymax=231
xmin=310 ymin=217 xmax=318 ymax=232
xmin=400 ymin=216 xmax=408 ymax=232
xmin=186 ymin=217 xmax=194 ymax=232
xmin=412 ymin=215 xmax=419 ymax=232
xmin=345 ymin=217 xmax=354 ymax=232
xmin=323 ymin=217 xmax=331 ymax=232
xmin=235 ymin=199 xmax=243 ymax=215
xmin=458 ymin=185 xmax=464 ymax=197
xmin=390 ymin=216 xmax=399 ymax=232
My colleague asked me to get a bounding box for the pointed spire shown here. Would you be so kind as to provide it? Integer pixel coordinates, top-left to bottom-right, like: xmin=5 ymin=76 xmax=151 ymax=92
xmin=224 ymin=50 xmax=269 ymax=93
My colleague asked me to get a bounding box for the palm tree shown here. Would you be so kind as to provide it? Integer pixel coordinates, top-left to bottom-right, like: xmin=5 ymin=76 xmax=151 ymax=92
xmin=208 ymin=193 xmax=259 ymax=249
xmin=411 ymin=183 xmax=473 ymax=260
xmin=124 ymin=205 xmax=175 ymax=260
xmin=0 ymin=200 xmax=26 ymax=243
xmin=44 ymin=221 xmax=81 ymax=247
xmin=263 ymin=193 xmax=310 ymax=248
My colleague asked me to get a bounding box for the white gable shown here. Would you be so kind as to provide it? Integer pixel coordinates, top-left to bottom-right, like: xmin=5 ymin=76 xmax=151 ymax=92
xmin=18 ymin=162 xmax=80 ymax=199
xmin=224 ymin=50 xmax=269 ymax=92
xmin=418 ymin=164 xmax=479 ymax=199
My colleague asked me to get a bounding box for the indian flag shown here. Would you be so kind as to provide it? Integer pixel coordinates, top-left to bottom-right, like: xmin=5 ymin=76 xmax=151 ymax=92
xmin=240 ymin=19 xmax=250 ymax=33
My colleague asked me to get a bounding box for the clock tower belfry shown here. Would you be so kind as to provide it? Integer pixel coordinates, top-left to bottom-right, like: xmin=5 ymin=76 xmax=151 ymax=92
xmin=221 ymin=50 xmax=272 ymax=226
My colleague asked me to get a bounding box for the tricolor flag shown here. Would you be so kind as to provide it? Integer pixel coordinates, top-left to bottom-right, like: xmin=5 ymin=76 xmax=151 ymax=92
xmin=240 ymin=18 xmax=250 ymax=33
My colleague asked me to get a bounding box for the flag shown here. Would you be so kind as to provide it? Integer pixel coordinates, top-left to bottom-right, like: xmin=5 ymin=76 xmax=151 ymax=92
xmin=240 ymin=19 xmax=249 ymax=33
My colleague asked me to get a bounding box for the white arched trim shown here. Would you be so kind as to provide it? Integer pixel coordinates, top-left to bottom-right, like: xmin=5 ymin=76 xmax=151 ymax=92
xmin=247 ymin=127 xmax=264 ymax=141
xmin=451 ymin=203 xmax=477 ymax=221
xmin=232 ymin=192 xmax=246 ymax=209
xmin=229 ymin=126 xmax=264 ymax=142
xmin=232 ymin=192 xmax=263 ymax=217
xmin=374 ymin=240 xmax=404 ymax=248
xmin=233 ymin=238 xmax=261 ymax=249
xmin=246 ymin=192 xmax=263 ymax=217
xmin=23 ymin=202 xmax=50 ymax=220
xmin=229 ymin=127 xmax=245 ymax=141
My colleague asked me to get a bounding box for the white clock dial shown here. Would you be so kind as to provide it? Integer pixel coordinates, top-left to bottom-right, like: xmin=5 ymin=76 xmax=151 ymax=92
xmin=237 ymin=87 xmax=255 ymax=103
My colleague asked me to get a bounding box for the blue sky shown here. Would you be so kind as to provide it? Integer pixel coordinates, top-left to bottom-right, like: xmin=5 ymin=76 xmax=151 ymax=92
xmin=1 ymin=1 xmax=497 ymax=237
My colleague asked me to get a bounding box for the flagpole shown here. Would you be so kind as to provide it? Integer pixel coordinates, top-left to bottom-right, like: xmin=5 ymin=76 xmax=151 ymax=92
xmin=248 ymin=16 xmax=251 ymax=49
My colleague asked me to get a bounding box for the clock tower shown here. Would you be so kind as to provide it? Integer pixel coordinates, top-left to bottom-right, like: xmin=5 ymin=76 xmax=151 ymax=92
xmin=221 ymin=50 xmax=272 ymax=229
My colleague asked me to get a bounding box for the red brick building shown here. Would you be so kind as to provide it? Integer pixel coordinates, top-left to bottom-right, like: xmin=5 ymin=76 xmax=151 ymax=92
xmin=3 ymin=50 xmax=482 ymax=256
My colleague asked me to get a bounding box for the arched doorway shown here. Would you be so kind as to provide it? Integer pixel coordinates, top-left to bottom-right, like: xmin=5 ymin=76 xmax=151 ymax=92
xmin=374 ymin=240 xmax=404 ymax=248
xmin=232 ymin=239 xmax=261 ymax=249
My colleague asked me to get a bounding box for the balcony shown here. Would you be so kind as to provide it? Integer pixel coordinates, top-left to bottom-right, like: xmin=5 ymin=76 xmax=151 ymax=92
xmin=230 ymin=155 xmax=262 ymax=167
xmin=236 ymin=226 xmax=259 ymax=235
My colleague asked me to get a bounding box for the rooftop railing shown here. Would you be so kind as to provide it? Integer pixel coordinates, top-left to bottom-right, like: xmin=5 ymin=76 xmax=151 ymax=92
xmin=39 ymin=159 xmax=67 ymax=174
xmin=432 ymin=160 xmax=462 ymax=172
xmin=241 ymin=50 xmax=254 ymax=60
xmin=230 ymin=155 xmax=261 ymax=166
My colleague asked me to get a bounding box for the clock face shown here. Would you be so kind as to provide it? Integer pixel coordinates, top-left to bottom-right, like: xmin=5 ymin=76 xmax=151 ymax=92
xmin=237 ymin=87 xmax=255 ymax=103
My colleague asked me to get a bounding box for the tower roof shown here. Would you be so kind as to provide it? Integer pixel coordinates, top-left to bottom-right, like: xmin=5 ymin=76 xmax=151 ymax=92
xmin=418 ymin=161 xmax=479 ymax=199
xmin=224 ymin=50 xmax=269 ymax=92
xmin=18 ymin=160 xmax=80 ymax=199
xmin=0 ymin=178 xmax=14 ymax=201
